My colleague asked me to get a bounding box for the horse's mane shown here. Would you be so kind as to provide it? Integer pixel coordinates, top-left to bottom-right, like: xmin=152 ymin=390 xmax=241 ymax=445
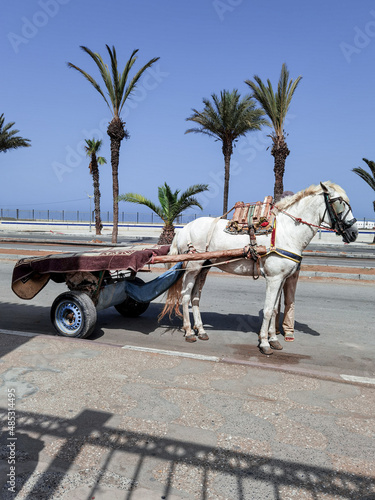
xmin=275 ymin=181 xmax=349 ymax=210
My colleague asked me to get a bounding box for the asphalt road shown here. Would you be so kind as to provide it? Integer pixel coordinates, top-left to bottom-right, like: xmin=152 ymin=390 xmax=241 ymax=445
xmin=1 ymin=259 xmax=374 ymax=380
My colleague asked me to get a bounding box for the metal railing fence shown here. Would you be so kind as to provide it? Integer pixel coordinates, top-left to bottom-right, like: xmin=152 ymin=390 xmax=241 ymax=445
xmin=0 ymin=208 xmax=212 ymax=225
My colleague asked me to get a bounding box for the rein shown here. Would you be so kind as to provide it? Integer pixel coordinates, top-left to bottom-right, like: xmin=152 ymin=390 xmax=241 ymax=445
xmin=272 ymin=205 xmax=337 ymax=233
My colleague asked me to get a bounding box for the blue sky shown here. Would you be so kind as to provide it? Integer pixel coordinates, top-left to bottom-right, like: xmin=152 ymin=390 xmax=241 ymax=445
xmin=2 ymin=0 xmax=375 ymax=219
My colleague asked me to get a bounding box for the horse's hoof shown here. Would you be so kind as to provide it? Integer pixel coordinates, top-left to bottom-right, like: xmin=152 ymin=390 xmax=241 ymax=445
xmin=259 ymin=345 xmax=273 ymax=355
xmin=185 ymin=335 xmax=197 ymax=343
xmin=284 ymin=335 xmax=295 ymax=342
xmin=269 ymin=340 xmax=283 ymax=350
xmin=198 ymin=333 xmax=209 ymax=341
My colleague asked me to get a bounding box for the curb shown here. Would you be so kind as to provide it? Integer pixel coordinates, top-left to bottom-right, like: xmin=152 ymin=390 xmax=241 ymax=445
xmin=304 ymin=250 xmax=375 ymax=260
xmin=299 ymin=270 xmax=375 ymax=280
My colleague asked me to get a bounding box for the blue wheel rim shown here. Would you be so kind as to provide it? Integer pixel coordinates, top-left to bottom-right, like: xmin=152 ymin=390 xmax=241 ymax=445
xmin=55 ymin=300 xmax=83 ymax=335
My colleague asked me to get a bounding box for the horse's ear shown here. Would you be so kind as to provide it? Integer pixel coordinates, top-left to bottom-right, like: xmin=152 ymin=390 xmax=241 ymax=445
xmin=320 ymin=182 xmax=329 ymax=193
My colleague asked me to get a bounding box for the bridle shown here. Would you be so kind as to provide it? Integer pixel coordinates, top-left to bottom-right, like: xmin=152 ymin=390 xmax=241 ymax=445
xmin=322 ymin=192 xmax=357 ymax=242
xmin=274 ymin=191 xmax=357 ymax=242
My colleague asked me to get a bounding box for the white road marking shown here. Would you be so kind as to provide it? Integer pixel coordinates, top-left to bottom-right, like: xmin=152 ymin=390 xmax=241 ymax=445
xmin=0 ymin=328 xmax=39 ymax=337
xmin=340 ymin=374 xmax=375 ymax=385
xmin=122 ymin=345 xmax=220 ymax=362
xmin=1 ymin=329 xmax=373 ymax=383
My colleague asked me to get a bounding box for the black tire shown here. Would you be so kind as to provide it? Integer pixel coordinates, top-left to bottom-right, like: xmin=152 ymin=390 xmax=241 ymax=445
xmin=51 ymin=291 xmax=97 ymax=339
xmin=114 ymin=278 xmax=150 ymax=318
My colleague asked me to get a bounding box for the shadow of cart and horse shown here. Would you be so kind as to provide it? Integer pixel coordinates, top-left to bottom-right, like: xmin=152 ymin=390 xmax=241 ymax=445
xmin=10 ymin=181 xmax=357 ymax=355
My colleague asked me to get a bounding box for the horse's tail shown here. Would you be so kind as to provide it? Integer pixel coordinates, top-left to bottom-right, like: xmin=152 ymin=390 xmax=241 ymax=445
xmin=158 ymin=234 xmax=185 ymax=320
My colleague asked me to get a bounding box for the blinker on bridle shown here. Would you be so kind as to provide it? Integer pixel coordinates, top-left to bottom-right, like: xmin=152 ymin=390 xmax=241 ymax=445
xmin=323 ymin=192 xmax=357 ymax=236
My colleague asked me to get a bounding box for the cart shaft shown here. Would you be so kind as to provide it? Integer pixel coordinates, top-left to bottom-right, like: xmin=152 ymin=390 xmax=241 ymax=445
xmin=151 ymin=245 xmax=267 ymax=264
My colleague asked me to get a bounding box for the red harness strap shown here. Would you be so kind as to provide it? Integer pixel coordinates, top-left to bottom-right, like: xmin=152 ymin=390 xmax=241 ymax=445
xmin=273 ymin=206 xmax=337 ymax=233
xmin=271 ymin=219 xmax=277 ymax=247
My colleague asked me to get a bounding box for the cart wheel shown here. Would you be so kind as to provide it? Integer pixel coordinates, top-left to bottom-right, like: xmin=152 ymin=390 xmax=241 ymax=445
xmin=51 ymin=291 xmax=97 ymax=339
xmin=115 ymin=278 xmax=150 ymax=317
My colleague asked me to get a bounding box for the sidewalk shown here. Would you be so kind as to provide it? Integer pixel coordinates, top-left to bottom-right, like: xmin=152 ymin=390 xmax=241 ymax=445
xmin=0 ymin=331 xmax=374 ymax=499
xmin=0 ymin=220 xmax=165 ymax=241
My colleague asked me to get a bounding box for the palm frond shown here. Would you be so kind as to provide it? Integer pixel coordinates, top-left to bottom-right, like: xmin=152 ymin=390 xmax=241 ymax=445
xmin=158 ymin=183 xmax=180 ymax=220
xmin=84 ymin=138 xmax=103 ymax=155
xmin=0 ymin=114 xmax=31 ymax=152
xmin=80 ymin=46 xmax=115 ymax=103
xmin=67 ymin=61 xmax=112 ymax=112
xmin=106 ymin=45 xmax=120 ymax=111
xmin=119 ymin=49 xmax=138 ymax=99
xmin=69 ymin=46 xmax=159 ymax=121
xmin=174 ymin=196 xmax=202 ymax=216
xmin=97 ymin=156 xmax=107 ymax=165
xmin=362 ymin=158 xmax=375 ymax=176
xmin=186 ymin=90 xmax=266 ymax=144
xmin=118 ymin=193 xmax=165 ymax=220
xmin=120 ymin=56 xmax=160 ymax=111
xmin=179 ymin=183 xmax=209 ymax=201
xmin=352 ymin=163 xmax=375 ymax=191
xmin=184 ymin=127 xmax=218 ymax=140
xmin=120 ymin=182 xmax=208 ymax=226
xmin=245 ymin=64 xmax=302 ymax=138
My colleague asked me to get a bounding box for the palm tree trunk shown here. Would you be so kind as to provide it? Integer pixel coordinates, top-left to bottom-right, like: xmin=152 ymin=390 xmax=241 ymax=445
xmin=91 ymin=154 xmax=102 ymax=235
xmin=110 ymin=143 xmax=120 ymax=244
xmin=222 ymin=142 xmax=233 ymax=217
xmin=158 ymin=224 xmax=175 ymax=245
xmin=108 ymin=117 xmax=126 ymax=244
xmin=271 ymin=136 xmax=290 ymax=202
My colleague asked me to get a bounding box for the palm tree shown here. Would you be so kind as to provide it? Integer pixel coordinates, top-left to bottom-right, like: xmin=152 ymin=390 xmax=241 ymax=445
xmin=119 ymin=182 xmax=209 ymax=244
xmin=185 ymin=90 xmax=268 ymax=216
xmin=353 ymin=158 xmax=375 ymax=243
xmin=68 ymin=46 xmax=159 ymax=243
xmin=0 ymin=114 xmax=31 ymax=152
xmin=245 ymin=63 xmax=302 ymax=202
xmin=85 ymin=139 xmax=107 ymax=235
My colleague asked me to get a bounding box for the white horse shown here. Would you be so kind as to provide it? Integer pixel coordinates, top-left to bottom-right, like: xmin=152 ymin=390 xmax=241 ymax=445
xmin=161 ymin=182 xmax=358 ymax=355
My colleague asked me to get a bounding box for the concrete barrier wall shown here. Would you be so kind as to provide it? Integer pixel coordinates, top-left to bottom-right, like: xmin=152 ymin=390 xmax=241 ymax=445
xmin=1 ymin=219 xmax=374 ymax=244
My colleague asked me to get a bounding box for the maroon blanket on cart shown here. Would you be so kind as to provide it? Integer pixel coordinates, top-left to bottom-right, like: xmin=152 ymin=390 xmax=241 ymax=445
xmin=12 ymin=245 xmax=170 ymax=300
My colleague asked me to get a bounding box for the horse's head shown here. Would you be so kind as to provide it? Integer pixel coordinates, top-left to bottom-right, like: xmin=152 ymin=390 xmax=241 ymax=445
xmin=320 ymin=182 xmax=358 ymax=243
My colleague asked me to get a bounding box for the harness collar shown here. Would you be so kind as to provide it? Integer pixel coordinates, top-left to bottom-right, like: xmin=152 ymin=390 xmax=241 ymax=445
xmin=266 ymin=247 xmax=302 ymax=264
xmin=266 ymin=219 xmax=302 ymax=264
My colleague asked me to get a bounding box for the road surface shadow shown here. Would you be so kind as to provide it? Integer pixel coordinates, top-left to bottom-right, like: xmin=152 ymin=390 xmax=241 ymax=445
xmin=0 ymin=406 xmax=373 ymax=499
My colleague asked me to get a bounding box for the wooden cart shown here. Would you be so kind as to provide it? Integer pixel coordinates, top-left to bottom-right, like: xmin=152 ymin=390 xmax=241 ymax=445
xmin=11 ymin=244 xmax=265 ymax=339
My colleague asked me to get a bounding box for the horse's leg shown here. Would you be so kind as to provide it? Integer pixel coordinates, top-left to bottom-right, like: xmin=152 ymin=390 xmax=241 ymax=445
xmin=191 ymin=266 xmax=210 ymax=340
xmin=267 ymin=308 xmax=283 ymax=349
xmin=268 ymin=295 xmax=281 ymax=338
xmin=181 ymin=267 xmax=201 ymax=342
xmin=259 ymin=278 xmax=284 ymax=355
xmin=267 ymin=290 xmax=284 ymax=351
xmin=274 ymin=295 xmax=282 ymax=335
xmin=281 ymin=270 xmax=300 ymax=342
